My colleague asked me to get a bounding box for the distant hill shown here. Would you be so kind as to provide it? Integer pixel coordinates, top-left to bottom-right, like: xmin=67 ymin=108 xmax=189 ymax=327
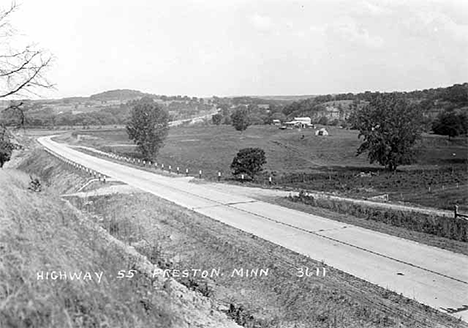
xmin=62 ymin=96 xmax=90 ymax=103
xmin=90 ymin=89 xmax=153 ymax=101
xmin=283 ymin=83 xmax=468 ymax=121
xmin=253 ymin=95 xmax=316 ymax=102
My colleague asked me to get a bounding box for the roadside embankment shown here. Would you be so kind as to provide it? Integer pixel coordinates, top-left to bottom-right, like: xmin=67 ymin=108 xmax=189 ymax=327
xmin=0 ymin=154 xmax=240 ymax=327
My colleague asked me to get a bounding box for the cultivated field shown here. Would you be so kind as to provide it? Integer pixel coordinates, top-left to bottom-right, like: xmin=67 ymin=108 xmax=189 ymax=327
xmin=61 ymin=125 xmax=468 ymax=211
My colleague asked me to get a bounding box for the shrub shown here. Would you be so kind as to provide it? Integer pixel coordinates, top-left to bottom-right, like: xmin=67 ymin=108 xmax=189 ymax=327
xmin=231 ymin=148 xmax=267 ymax=180
xmin=231 ymin=108 xmax=251 ymax=132
xmin=317 ymin=116 xmax=328 ymax=125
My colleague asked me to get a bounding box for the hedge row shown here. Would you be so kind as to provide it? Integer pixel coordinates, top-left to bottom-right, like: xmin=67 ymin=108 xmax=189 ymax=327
xmin=288 ymin=191 xmax=468 ymax=242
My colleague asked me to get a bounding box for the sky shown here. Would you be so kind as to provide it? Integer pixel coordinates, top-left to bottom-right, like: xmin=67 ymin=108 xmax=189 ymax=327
xmin=7 ymin=0 xmax=468 ymax=98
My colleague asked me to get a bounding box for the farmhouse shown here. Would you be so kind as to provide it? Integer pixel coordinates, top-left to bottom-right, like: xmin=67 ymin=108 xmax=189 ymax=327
xmin=294 ymin=117 xmax=312 ymax=125
xmin=283 ymin=117 xmax=313 ymax=129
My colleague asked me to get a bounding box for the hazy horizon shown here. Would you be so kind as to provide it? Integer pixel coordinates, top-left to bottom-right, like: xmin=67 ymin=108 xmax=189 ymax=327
xmin=9 ymin=0 xmax=468 ymax=99
xmin=27 ymin=81 xmax=466 ymax=101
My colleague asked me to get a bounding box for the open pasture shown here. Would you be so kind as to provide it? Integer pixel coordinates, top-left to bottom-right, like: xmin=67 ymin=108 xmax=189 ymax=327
xmin=69 ymin=125 xmax=468 ymax=210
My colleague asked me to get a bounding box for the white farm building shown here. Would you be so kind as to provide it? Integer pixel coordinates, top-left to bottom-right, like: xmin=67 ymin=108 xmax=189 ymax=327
xmin=284 ymin=117 xmax=313 ymax=128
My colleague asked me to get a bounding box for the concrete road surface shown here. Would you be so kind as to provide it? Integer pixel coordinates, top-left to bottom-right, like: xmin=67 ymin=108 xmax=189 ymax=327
xmin=38 ymin=136 xmax=468 ymax=321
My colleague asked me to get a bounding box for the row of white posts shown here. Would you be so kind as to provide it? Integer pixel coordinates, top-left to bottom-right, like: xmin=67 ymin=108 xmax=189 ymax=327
xmin=97 ymin=150 xmax=207 ymax=179
xmin=44 ymin=148 xmax=108 ymax=183
xmin=100 ymin=151 xmax=275 ymax=183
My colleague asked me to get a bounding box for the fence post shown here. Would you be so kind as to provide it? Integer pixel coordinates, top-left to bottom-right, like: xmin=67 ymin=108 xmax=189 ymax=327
xmin=454 ymin=205 xmax=459 ymax=218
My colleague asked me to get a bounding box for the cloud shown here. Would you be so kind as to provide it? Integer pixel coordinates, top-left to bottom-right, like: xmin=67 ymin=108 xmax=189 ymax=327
xmin=309 ymin=25 xmax=325 ymax=34
xmin=326 ymin=17 xmax=384 ymax=49
xmin=399 ymin=8 xmax=468 ymax=82
xmin=406 ymin=10 xmax=468 ymax=44
xmin=249 ymin=13 xmax=273 ymax=32
xmin=353 ymin=1 xmax=392 ymax=16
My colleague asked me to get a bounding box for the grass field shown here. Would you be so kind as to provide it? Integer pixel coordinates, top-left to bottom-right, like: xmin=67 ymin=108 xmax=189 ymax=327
xmin=63 ymin=125 xmax=468 ymax=210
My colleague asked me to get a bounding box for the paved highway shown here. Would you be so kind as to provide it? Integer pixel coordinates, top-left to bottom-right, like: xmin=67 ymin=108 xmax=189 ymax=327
xmin=38 ymin=136 xmax=468 ymax=321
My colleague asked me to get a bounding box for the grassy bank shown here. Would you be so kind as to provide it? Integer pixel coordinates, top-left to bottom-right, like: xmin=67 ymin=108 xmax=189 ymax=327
xmin=16 ymin=149 xmax=91 ymax=194
xmin=1 ymin=159 xmax=240 ymax=327
xmin=0 ymin=170 xmax=175 ymax=327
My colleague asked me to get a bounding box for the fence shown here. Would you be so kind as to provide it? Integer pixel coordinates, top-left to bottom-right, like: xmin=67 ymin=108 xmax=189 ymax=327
xmin=85 ymin=148 xmax=277 ymax=186
xmin=43 ymin=148 xmax=110 ymax=184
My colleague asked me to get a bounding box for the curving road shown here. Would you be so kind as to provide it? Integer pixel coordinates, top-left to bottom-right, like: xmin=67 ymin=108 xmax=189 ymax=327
xmin=38 ymin=136 xmax=468 ymax=321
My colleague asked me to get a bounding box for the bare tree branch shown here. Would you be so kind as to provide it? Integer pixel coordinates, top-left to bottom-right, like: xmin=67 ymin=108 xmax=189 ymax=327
xmin=0 ymin=50 xmax=39 ymax=77
xmin=0 ymin=2 xmax=53 ymax=100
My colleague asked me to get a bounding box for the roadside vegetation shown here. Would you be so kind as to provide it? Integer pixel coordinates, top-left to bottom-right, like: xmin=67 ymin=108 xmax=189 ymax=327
xmin=288 ymin=191 xmax=467 ymax=242
xmin=0 ymin=170 xmax=178 ymax=328
xmin=230 ymin=148 xmax=266 ymax=180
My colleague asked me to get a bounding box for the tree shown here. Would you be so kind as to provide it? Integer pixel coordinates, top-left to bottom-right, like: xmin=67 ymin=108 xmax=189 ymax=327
xmin=443 ymin=84 xmax=468 ymax=105
xmin=266 ymin=111 xmax=286 ymax=124
xmin=211 ymin=113 xmax=222 ymax=125
xmin=354 ymin=93 xmax=424 ymax=171
xmin=231 ymin=108 xmax=251 ymax=132
xmin=0 ymin=4 xmax=53 ymax=99
xmin=0 ymin=128 xmax=14 ymax=168
xmin=432 ymin=110 xmax=467 ymax=139
xmin=230 ymin=148 xmax=266 ymax=180
xmin=126 ymin=97 xmax=169 ymax=161
xmin=0 ymin=3 xmax=53 ymax=167
xmin=318 ymin=116 xmax=328 ymax=125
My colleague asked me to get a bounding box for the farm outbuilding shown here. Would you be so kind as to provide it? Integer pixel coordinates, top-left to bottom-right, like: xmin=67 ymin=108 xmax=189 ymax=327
xmin=283 ymin=117 xmax=313 ymax=129
xmin=315 ymin=128 xmax=329 ymax=136
xmin=294 ymin=117 xmax=312 ymax=125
